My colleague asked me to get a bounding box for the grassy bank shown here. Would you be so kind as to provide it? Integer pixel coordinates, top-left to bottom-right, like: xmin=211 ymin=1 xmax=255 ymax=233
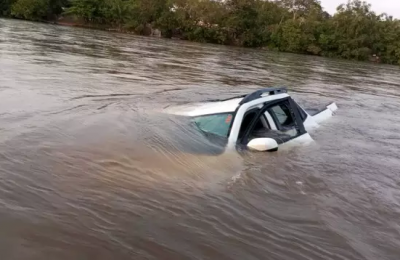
xmin=1 ymin=0 xmax=399 ymax=65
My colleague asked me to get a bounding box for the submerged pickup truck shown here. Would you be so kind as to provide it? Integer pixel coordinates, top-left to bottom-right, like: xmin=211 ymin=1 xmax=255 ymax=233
xmin=163 ymin=87 xmax=338 ymax=152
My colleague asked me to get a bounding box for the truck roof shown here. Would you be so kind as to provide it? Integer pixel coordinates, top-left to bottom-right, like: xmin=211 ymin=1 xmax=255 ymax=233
xmin=163 ymin=87 xmax=288 ymax=117
xmin=164 ymin=97 xmax=244 ymax=116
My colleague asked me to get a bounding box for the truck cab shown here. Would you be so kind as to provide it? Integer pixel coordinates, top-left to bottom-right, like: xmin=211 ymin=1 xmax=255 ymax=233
xmin=164 ymin=87 xmax=338 ymax=152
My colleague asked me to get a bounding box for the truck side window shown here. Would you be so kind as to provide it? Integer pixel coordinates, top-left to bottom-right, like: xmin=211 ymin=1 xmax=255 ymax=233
xmin=268 ymin=102 xmax=298 ymax=137
xmin=270 ymin=103 xmax=294 ymax=127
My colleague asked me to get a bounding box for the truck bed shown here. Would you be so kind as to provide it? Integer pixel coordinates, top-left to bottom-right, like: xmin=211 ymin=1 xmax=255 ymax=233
xmin=305 ymin=102 xmax=335 ymax=116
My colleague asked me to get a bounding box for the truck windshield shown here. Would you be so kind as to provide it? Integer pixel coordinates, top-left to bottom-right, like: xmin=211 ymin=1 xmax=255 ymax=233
xmin=192 ymin=113 xmax=233 ymax=137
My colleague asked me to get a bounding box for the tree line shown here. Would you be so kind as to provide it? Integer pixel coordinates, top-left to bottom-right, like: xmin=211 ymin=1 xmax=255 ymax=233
xmin=1 ymin=0 xmax=400 ymax=65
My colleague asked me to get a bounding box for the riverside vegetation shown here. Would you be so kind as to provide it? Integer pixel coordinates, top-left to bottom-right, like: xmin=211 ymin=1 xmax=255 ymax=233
xmin=1 ymin=0 xmax=400 ymax=65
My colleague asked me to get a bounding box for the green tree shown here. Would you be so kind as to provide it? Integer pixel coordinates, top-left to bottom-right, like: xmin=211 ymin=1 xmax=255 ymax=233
xmin=9 ymin=0 xmax=67 ymax=20
xmin=278 ymin=0 xmax=323 ymax=20
xmin=0 ymin=0 xmax=16 ymax=16
xmin=65 ymin=0 xmax=109 ymax=24
xmin=330 ymin=0 xmax=380 ymax=60
xmin=374 ymin=16 xmax=400 ymax=64
xmin=11 ymin=0 xmax=49 ymax=20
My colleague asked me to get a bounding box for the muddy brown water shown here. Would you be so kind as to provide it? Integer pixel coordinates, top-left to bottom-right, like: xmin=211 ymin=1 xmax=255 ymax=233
xmin=1 ymin=18 xmax=400 ymax=260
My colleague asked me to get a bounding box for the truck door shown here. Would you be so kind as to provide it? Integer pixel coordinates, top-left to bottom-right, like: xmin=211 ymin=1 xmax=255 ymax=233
xmin=240 ymin=97 xmax=308 ymax=147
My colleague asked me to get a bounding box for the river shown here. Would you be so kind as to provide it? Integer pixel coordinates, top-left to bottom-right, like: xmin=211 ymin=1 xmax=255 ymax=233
xmin=1 ymin=18 xmax=400 ymax=260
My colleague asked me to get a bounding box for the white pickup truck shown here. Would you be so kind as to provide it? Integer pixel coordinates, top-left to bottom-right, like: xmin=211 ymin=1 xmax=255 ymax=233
xmin=164 ymin=87 xmax=338 ymax=152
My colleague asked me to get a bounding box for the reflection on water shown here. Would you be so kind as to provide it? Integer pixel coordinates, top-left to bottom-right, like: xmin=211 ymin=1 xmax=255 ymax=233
xmin=1 ymin=18 xmax=400 ymax=260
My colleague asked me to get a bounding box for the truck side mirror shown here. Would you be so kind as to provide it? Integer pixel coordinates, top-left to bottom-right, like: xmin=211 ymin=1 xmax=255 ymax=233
xmin=247 ymin=138 xmax=278 ymax=152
